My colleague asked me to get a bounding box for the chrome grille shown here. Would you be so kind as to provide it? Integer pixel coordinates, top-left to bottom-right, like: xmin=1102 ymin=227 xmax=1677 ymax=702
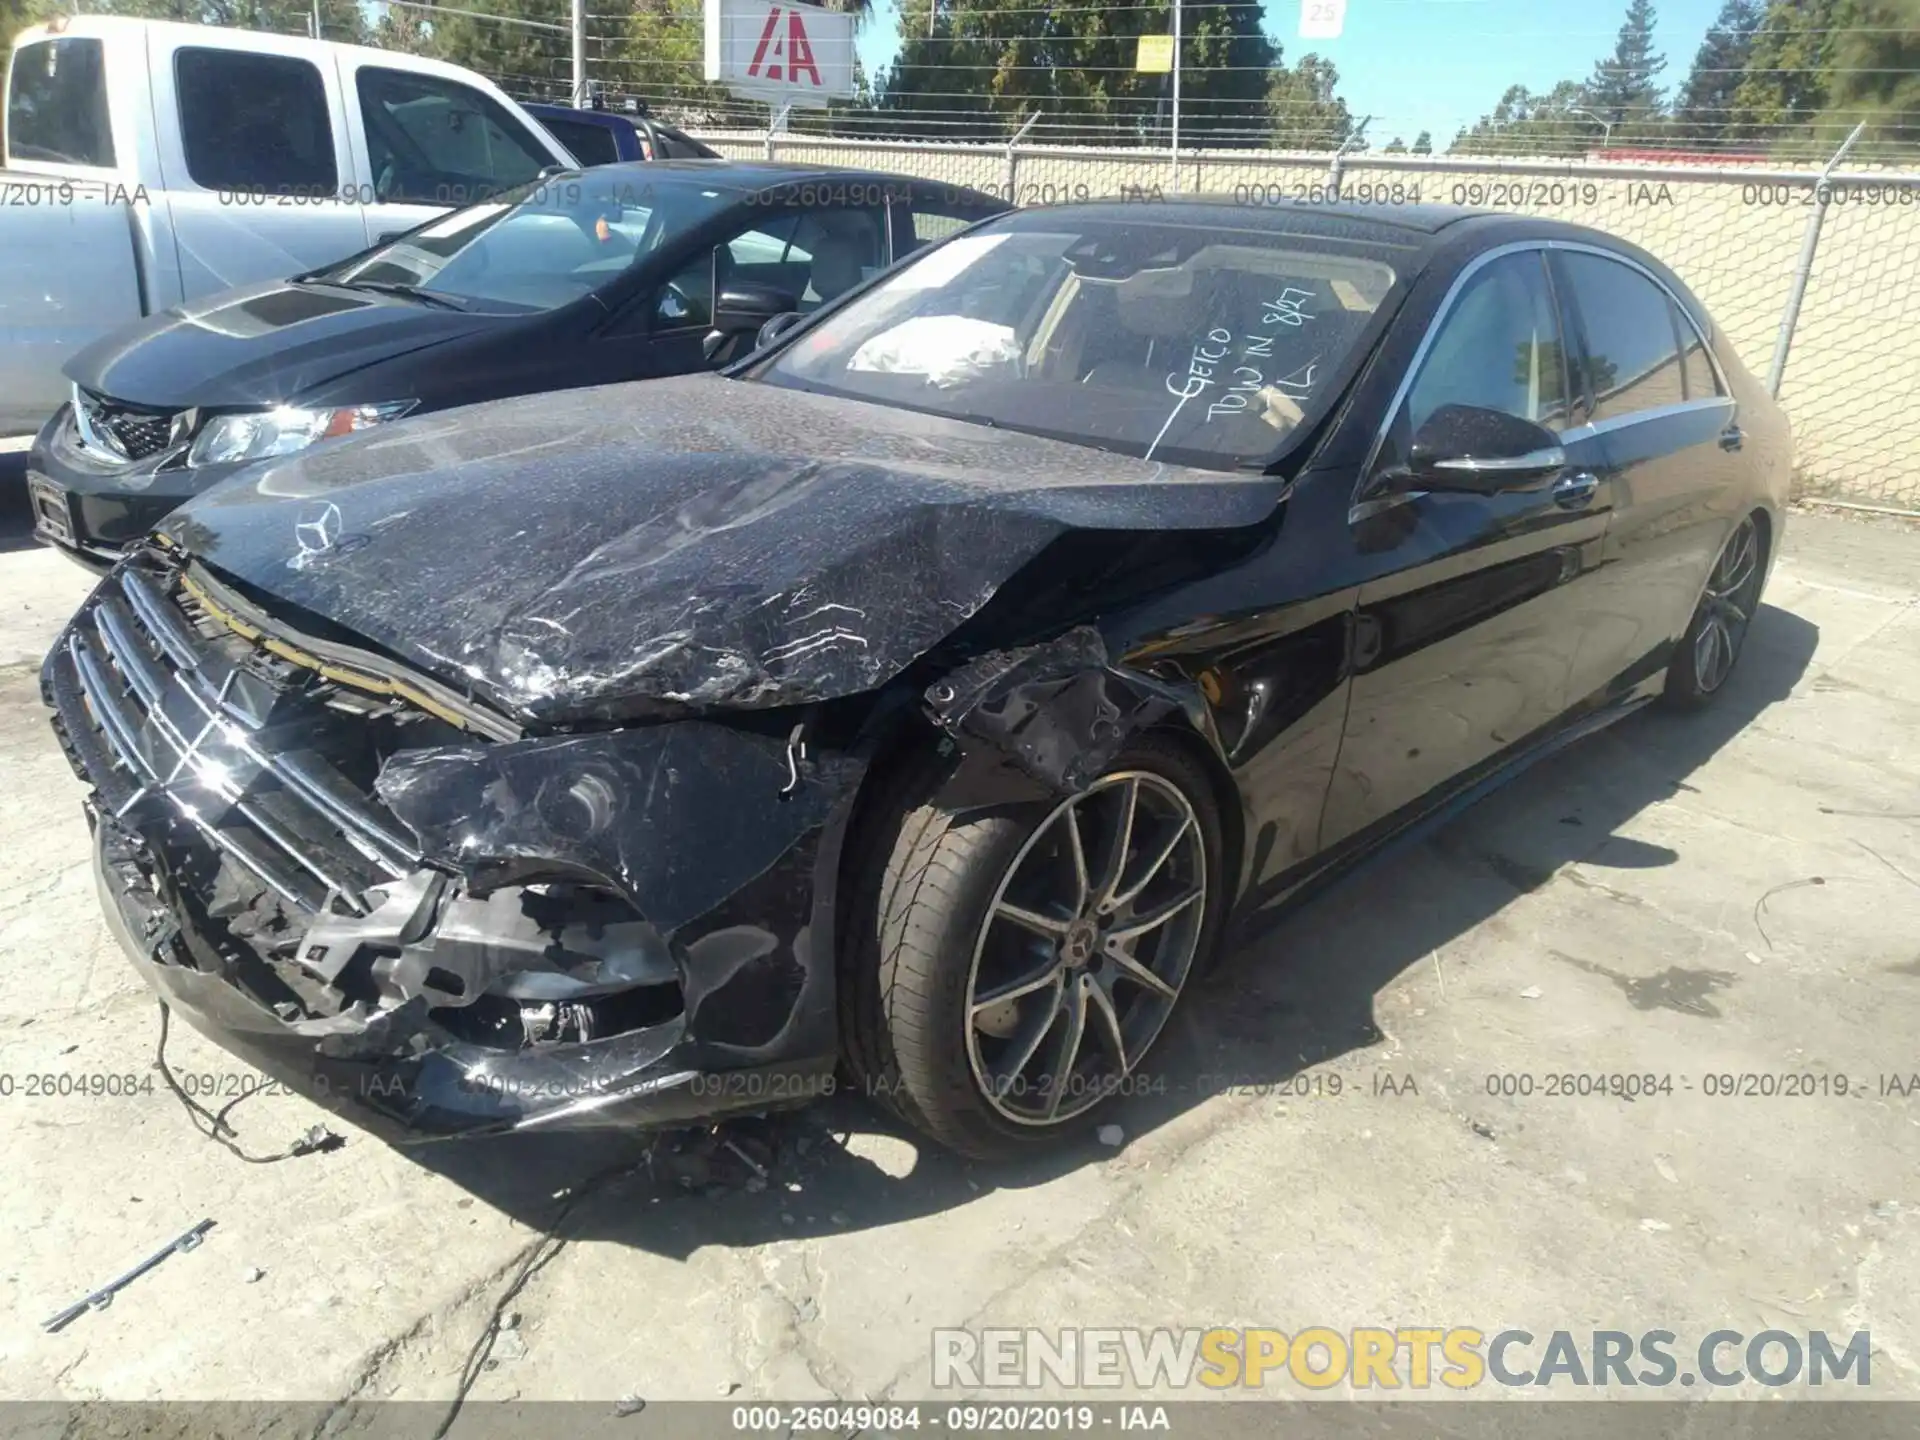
xmin=103 ymin=410 xmax=173 ymax=459
xmin=73 ymin=389 xmax=186 ymax=463
xmin=46 ymin=559 xmax=424 ymax=916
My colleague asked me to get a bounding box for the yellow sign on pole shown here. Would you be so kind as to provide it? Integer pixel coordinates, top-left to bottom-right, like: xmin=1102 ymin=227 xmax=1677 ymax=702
xmin=1136 ymin=34 xmax=1174 ymax=73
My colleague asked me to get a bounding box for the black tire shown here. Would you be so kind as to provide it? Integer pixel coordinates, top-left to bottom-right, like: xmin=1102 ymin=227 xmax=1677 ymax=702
xmin=1663 ymin=512 xmax=1767 ymax=711
xmin=840 ymin=733 xmax=1227 ymax=1161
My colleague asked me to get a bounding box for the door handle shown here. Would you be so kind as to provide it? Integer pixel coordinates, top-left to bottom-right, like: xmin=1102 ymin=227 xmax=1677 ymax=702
xmin=1551 ymin=471 xmax=1600 ymax=509
xmin=1718 ymin=425 xmax=1744 ymax=451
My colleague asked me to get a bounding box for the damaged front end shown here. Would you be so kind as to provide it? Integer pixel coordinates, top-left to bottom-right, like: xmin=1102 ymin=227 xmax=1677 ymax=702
xmin=43 ymin=547 xmax=862 ymax=1141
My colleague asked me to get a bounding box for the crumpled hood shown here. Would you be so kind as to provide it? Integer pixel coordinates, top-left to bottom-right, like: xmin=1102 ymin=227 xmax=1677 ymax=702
xmin=164 ymin=374 xmax=1283 ymax=724
xmin=65 ymin=280 xmax=496 ymax=410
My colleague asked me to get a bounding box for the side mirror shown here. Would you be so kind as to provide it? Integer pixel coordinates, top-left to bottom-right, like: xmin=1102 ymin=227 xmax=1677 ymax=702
xmin=1404 ymin=404 xmax=1566 ymax=493
xmin=702 ymin=282 xmax=799 ymax=361
xmin=755 ymin=310 xmax=804 ymax=351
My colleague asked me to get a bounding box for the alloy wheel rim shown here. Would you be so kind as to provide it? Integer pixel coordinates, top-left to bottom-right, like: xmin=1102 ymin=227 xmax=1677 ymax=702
xmin=963 ymin=771 xmax=1208 ymax=1127
xmin=1694 ymin=517 xmax=1760 ymax=694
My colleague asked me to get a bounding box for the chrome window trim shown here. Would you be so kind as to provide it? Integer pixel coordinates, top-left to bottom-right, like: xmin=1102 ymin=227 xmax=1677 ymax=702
xmin=1353 ymin=237 xmax=1736 ymax=521
xmin=1554 ymin=397 xmax=1732 ymax=446
xmin=1431 ymin=445 xmax=1568 ymax=475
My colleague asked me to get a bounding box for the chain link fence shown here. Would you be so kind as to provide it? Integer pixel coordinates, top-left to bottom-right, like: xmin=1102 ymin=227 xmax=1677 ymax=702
xmin=687 ymin=130 xmax=1920 ymax=511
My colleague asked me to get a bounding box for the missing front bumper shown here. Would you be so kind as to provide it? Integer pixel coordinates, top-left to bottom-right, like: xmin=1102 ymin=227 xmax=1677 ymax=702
xmin=90 ymin=813 xmax=837 ymax=1143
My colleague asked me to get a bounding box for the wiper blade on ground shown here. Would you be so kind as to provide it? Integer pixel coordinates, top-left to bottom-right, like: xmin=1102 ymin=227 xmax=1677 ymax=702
xmin=335 ymin=281 xmax=468 ymax=311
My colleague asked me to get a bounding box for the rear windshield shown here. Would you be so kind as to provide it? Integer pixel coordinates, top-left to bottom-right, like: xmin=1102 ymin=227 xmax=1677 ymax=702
xmin=759 ymin=211 xmax=1403 ymax=471
xmin=316 ymin=172 xmax=737 ymax=313
xmin=6 ymin=37 xmax=115 ymax=167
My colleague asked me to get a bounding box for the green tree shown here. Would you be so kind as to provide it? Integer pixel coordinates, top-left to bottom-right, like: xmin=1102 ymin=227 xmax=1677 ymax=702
xmin=618 ymin=0 xmax=724 ymax=111
xmin=1383 ymin=134 xmax=1406 ymax=152
xmin=1814 ymin=0 xmax=1920 ymax=155
xmin=97 ymin=0 xmax=369 ymax=40
xmin=418 ymin=0 xmax=574 ymax=102
xmin=879 ymin=0 xmax=1274 ymax=146
xmin=1410 ymin=129 xmax=1432 ymax=153
xmin=1451 ymin=78 xmax=1592 ymax=156
xmin=1726 ymin=0 xmax=1838 ymax=152
xmin=1584 ymin=0 xmax=1667 ymax=133
xmin=1266 ymin=51 xmax=1353 ymax=149
xmin=1673 ymin=0 xmax=1763 ymax=146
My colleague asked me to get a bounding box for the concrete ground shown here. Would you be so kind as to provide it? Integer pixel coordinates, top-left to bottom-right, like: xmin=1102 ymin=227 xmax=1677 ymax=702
xmin=1 ymin=479 xmax=1916 ymax=1419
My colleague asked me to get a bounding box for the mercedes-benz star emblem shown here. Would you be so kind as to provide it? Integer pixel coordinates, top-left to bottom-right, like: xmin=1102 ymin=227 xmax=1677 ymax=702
xmin=287 ymin=502 xmax=369 ymax=570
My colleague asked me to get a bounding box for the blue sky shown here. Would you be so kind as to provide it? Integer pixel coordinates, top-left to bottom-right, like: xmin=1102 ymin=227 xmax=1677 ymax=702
xmin=856 ymin=0 xmax=1726 ymax=145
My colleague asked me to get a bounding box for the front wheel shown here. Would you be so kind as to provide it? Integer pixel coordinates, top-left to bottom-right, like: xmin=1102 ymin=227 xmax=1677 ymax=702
xmin=1664 ymin=513 xmax=1765 ymax=709
xmin=842 ymin=735 xmax=1226 ymax=1160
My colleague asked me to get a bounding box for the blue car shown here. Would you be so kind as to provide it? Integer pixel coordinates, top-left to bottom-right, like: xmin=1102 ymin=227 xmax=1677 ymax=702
xmin=523 ymin=103 xmax=723 ymax=167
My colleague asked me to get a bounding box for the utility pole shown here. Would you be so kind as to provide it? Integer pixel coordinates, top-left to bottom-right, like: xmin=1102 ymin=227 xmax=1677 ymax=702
xmin=571 ymin=0 xmax=587 ymax=107
xmin=1170 ymin=0 xmax=1182 ymax=192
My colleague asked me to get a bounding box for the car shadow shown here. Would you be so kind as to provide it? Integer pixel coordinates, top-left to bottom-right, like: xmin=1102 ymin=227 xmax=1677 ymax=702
xmin=392 ymin=602 xmax=1820 ymax=1256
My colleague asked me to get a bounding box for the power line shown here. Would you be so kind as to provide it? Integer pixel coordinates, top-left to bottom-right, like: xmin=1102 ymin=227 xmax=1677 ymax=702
xmin=373 ymin=0 xmax=573 ymax=34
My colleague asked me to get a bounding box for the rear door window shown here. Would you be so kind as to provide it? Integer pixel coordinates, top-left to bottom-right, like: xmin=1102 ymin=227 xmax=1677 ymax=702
xmin=658 ymin=213 xmax=807 ymax=332
xmin=650 ymin=123 xmax=717 ymax=159
xmin=1556 ymin=251 xmax=1687 ymax=422
xmin=894 ymin=193 xmax=1004 ymax=259
xmin=357 ymin=68 xmax=552 ymax=206
xmin=6 ymin=37 xmax=115 ymax=167
xmin=654 ymin=205 xmax=887 ymax=331
xmin=175 ymin=48 xmax=337 ymax=194
xmin=540 ymin=115 xmax=620 ymax=168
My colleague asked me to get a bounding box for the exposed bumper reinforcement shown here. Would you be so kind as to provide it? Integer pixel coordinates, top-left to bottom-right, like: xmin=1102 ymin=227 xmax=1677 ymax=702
xmin=91 ymin=814 xmax=837 ymax=1143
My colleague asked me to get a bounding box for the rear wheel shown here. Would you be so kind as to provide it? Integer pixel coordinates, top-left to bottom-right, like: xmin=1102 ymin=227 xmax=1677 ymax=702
xmin=1664 ymin=513 xmax=1765 ymax=709
xmin=842 ymin=735 xmax=1225 ymax=1160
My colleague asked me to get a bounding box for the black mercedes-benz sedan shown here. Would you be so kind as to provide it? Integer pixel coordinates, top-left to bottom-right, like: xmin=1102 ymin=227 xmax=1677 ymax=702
xmin=24 ymin=160 xmax=1006 ymax=566
xmin=44 ymin=200 xmax=1788 ymax=1160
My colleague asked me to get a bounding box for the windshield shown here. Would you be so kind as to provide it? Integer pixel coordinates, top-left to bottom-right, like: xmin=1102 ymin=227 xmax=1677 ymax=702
xmin=760 ymin=211 xmax=1403 ymax=470
xmin=317 ymin=173 xmax=736 ymax=314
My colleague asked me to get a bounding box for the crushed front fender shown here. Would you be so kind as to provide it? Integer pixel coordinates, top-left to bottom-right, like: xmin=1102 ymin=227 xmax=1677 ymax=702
xmin=923 ymin=625 xmax=1224 ymax=807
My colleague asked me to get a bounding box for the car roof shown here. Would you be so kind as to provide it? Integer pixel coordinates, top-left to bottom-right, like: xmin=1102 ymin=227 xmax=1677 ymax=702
xmin=1030 ymin=196 xmax=1497 ymax=238
xmin=580 ymin=158 xmax=1004 ymax=198
xmin=523 ymin=104 xmax=634 ymax=128
xmin=987 ymin=198 xmax=1690 ymax=304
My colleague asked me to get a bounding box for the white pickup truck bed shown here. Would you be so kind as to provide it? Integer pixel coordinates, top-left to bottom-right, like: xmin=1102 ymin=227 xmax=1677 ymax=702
xmin=0 ymin=172 xmax=150 ymax=435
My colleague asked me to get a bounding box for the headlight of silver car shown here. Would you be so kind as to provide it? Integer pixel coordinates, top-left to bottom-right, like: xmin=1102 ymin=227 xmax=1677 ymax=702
xmin=186 ymin=402 xmax=416 ymax=467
